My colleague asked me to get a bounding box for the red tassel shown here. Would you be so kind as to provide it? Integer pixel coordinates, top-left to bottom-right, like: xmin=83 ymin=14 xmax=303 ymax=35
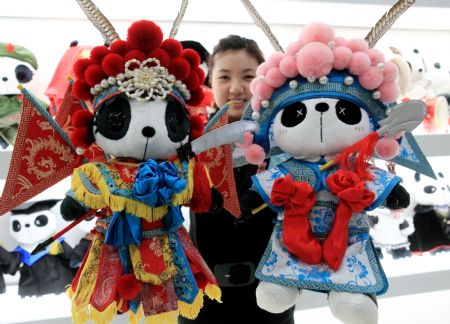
xmin=334 ymin=132 xmax=380 ymax=180
xmin=190 ymin=156 xmax=212 ymax=213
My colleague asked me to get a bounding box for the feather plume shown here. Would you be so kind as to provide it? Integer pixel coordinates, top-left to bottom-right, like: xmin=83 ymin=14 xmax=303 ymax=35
xmin=169 ymin=0 xmax=189 ymax=38
xmin=240 ymin=0 xmax=283 ymax=52
xmin=75 ymin=0 xmax=120 ymax=46
xmin=365 ymin=0 xmax=415 ymax=48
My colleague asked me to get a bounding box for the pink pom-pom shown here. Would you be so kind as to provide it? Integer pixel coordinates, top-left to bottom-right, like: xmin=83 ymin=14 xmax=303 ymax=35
xmin=394 ymin=131 xmax=405 ymax=139
xmin=245 ymin=144 xmax=266 ymax=165
xmin=251 ymin=97 xmax=262 ymax=111
xmin=279 ymin=55 xmax=298 ymax=78
xmin=334 ymin=37 xmax=349 ymax=47
xmin=367 ymin=49 xmax=385 ymax=65
xmin=298 ymin=22 xmax=335 ymax=44
xmin=255 ymin=81 xmax=274 ymax=100
xmin=379 ymin=82 xmax=400 ymax=103
xmin=267 ymin=52 xmax=285 ymax=68
xmin=286 ymin=42 xmax=302 ymax=55
xmin=296 ymin=42 xmax=333 ymax=78
xmin=348 ymin=51 xmax=371 ymax=76
xmin=382 ymin=61 xmax=399 ymax=83
xmin=250 ymin=78 xmax=259 ymax=93
xmin=359 ymin=66 xmax=384 ymax=90
xmin=333 ymin=46 xmax=352 ymax=70
xmin=348 ymin=38 xmax=369 ymax=52
xmin=265 ymin=67 xmax=286 ymax=88
xmin=375 ymin=137 xmax=400 ymax=160
xmin=256 ymin=62 xmax=270 ymax=76
xmin=235 ymin=131 xmax=254 ymax=148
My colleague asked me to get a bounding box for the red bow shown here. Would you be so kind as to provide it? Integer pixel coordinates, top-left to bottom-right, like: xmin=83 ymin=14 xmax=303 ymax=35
xmin=324 ymin=169 xmax=375 ymax=270
xmin=271 ymin=175 xmax=321 ymax=264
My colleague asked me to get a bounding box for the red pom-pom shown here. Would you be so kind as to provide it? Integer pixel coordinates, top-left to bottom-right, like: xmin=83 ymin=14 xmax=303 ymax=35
xmin=189 ymin=115 xmax=204 ymax=140
xmin=101 ymin=53 xmax=125 ymax=77
xmin=127 ymin=20 xmax=163 ymax=53
xmin=161 ymin=39 xmax=183 ymax=58
xmin=73 ymin=58 xmax=92 ymax=79
xmin=90 ymin=46 xmax=109 ymax=64
xmin=109 ymin=40 xmax=128 ymax=56
xmin=72 ymin=109 xmax=94 ymax=127
xmin=117 ymin=274 xmax=143 ymax=301
xmin=124 ymin=49 xmax=147 ymax=65
xmin=148 ymin=48 xmax=170 ymax=68
xmin=73 ymin=80 xmax=92 ymax=101
xmin=182 ymin=49 xmax=201 ymax=69
xmin=195 ymin=67 xmax=206 ymax=85
xmin=84 ymin=64 xmax=106 ymax=87
xmin=188 ymin=87 xmax=205 ymax=106
xmin=169 ymin=57 xmax=190 ymax=80
xmin=70 ymin=127 xmax=92 ymax=148
xmin=184 ymin=71 xmax=200 ymax=91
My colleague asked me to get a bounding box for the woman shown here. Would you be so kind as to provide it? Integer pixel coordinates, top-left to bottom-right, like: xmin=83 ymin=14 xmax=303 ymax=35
xmin=180 ymin=35 xmax=295 ymax=324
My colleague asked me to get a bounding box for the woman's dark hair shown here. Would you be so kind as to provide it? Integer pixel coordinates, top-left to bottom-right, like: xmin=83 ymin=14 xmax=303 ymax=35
xmin=209 ymin=35 xmax=265 ymax=79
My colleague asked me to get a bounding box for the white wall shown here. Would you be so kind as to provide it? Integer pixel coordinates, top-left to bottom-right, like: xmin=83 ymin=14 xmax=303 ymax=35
xmin=1 ymin=0 xmax=450 ymax=102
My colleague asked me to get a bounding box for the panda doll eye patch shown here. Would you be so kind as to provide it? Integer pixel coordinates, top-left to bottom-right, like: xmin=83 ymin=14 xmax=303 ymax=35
xmin=335 ymin=99 xmax=362 ymax=125
xmin=165 ymin=97 xmax=190 ymax=142
xmin=12 ymin=220 xmax=21 ymax=232
xmin=15 ymin=64 xmax=33 ymax=83
xmin=34 ymin=215 xmax=48 ymax=227
xmin=280 ymin=102 xmax=307 ymax=127
xmin=95 ymin=96 xmax=131 ymax=140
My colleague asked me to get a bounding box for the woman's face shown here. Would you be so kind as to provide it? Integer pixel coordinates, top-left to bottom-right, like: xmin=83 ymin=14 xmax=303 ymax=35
xmin=210 ymin=49 xmax=259 ymax=122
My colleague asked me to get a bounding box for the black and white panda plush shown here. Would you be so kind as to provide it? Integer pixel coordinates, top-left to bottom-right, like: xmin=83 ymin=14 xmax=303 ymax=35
xmin=58 ymin=20 xmax=224 ymax=323
xmin=409 ymin=172 xmax=450 ymax=253
xmin=240 ymin=22 xmax=430 ymax=324
xmin=0 ymin=199 xmax=75 ymax=297
xmin=0 ymin=42 xmax=39 ymax=148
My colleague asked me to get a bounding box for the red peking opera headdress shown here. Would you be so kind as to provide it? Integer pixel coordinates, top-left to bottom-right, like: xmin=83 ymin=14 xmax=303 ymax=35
xmin=69 ymin=19 xmax=206 ymax=150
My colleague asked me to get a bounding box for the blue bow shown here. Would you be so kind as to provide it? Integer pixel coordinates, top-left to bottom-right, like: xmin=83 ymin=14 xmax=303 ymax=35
xmin=132 ymin=160 xmax=186 ymax=207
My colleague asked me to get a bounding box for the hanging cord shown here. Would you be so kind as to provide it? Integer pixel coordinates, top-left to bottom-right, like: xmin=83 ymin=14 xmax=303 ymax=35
xmin=75 ymin=0 xmax=120 ymax=46
xmin=365 ymin=0 xmax=415 ymax=48
xmin=240 ymin=0 xmax=284 ymax=52
xmin=169 ymin=0 xmax=189 ymax=38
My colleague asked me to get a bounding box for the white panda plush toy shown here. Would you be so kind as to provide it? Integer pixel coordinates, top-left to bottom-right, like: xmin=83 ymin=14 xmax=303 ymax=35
xmin=239 ymin=22 xmax=431 ymax=324
xmin=57 ymin=19 xmax=226 ymax=324
xmin=0 ymin=42 xmax=39 ymax=148
xmin=409 ymin=172 xmax=450 ymax=253
xmin=0 ymin=199 xmax=75 ymax=297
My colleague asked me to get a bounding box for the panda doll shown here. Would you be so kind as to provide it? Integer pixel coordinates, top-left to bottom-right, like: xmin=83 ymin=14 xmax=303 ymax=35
xmin=59 ymin=20 xmax=224 ymax=324
xmin=409 ymin=172 xmax=450 ymax=253
xmin=0 ymin=199 xmax=75 ymax=297
xmin=239 ymin=22 xmax=430 ymax=324
xmin=0 ymin=42 xmax=39 ymax=148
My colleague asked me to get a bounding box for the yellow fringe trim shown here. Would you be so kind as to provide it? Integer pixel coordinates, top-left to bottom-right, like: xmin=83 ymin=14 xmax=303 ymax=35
xmin=71 ymin=302 xmax=90 ymax=324
xmin=128 ymin=305 xmax=143 ymax=324
xmin=172 ymin=159 xmax=194 ymax=206
xmin=205 ymin=283 xmax=222 ymax=303
xmin=72 ymin=236 xmax=102 ymax=309
xmin=90 ymin=302 xmax=117 ymax=324
xmin=143 ymin=310 xmax=179 ymax=324
xmin=72 ymin=160 xmax=195 ymax=222
xmin=178 ymin=290 xmax=204 ymax=320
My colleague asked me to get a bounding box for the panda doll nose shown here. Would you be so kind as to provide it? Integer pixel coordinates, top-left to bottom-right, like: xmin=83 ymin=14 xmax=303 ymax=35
xmin=25 ymin=223 xmax=30 ymax=228
xmin=142 ymin=126 xmax=156 ymax=138
xmin=315 ymin=103 xmax=329 ymax=112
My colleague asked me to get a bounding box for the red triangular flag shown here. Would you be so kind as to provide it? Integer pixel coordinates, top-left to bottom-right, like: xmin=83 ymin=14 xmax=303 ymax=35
xmin=201 ymin=113 xmax=241 ymax=218
xmin=0 ymin=88 xmax=80 ymax=216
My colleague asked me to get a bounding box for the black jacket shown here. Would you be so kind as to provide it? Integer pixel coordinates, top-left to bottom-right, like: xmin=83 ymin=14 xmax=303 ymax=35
xmin=181 ymin=164 xmax=295 ymax=324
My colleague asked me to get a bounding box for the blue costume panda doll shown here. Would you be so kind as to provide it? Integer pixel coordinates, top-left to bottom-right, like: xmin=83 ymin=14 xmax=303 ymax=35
xmin=240 ymin=22 xmax=430 ymax=324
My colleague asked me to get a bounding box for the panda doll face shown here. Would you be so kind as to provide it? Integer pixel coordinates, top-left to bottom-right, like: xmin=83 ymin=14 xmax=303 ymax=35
xmin=414 ymin=172 xmax=450 ymax=206
xmin=93 ymin=95 xmax=190 ymax=161
xmin=272 ymin=97 xmax=372 ymax=160
xmin=0 ymin=57 xmax=34 ymax=95
xmin=9 ymin=208 xmax=57 ymax=246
